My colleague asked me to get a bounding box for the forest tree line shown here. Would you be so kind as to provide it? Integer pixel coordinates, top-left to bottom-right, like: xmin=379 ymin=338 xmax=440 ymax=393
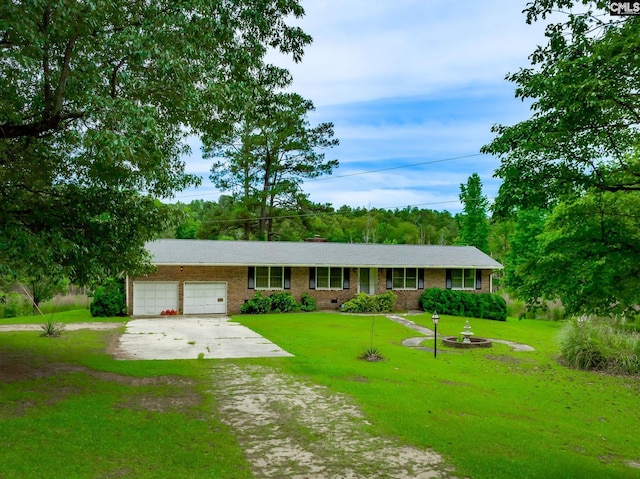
xmin=162 ymin=172 xmax=510 ymax=279
xmin=164 ymin=198 xmax=461 ymax=245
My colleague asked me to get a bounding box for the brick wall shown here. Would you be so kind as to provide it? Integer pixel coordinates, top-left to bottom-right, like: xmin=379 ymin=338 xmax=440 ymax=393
xmin=128 ymin=266 xmax=494 ymax=314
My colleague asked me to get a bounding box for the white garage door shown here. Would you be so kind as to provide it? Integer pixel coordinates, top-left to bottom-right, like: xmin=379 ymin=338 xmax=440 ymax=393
xmin=133 ymin=282 xmax=179 ymax=316
xmin=183 ymin=282 xmax=227 ymax=314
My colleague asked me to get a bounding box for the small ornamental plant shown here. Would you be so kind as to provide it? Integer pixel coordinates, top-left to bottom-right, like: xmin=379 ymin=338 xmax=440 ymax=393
xmin=40 ymin=319 xmax=64 ymax=337
xmin=358 ymin=346 xmax=385 ymax=362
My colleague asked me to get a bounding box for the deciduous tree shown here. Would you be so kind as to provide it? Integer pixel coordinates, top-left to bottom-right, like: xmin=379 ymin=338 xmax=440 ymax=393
xmin=515 ymin=190 xmax=640 ymax=316
xmin=1 ymin=0 xmax=311 ymax=282
xmin=482 ymin=2 xmax=640 ymax=215
xmin=482 ymin=1 xmax=640 ymax=315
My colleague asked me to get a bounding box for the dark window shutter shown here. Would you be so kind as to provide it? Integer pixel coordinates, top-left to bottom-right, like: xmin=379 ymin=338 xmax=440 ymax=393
xmin=343 ymin=268 xmax=350 ymax=289
xmin=418 ymin=268 xmax=424 ymax=289
xmin=284 ymin=267 xmax=291 ymax=289
xmin=309 ymin=268 xmax=316 ymax=289
xmin=475 ymin=269 xmax=482 ymax=290
xmin=386 ymin=269 xmax=393 ymax=289
xmin=248 ymin=267 xmax=255 ymax=289
xmin=445 ymin=269 xmax=452 ymax=289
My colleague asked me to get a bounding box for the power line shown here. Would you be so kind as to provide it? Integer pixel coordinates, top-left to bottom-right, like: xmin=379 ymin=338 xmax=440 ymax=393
xmin=172 ymin=152 xmax=484 ymax=200
xmin=305 ymin=153 xmax=484 ymax=182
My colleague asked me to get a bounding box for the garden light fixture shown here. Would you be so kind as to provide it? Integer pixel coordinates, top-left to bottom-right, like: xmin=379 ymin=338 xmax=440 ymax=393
xmin=432 ymin=311 xmax=440 ymax=358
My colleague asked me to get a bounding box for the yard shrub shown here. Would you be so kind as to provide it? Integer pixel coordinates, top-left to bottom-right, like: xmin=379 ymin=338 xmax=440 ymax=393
xmin=299 ymin=293 xmax=317 ymax=312
xmin=241 ymin=292 xmax=318 ymax=314
xmin=376 ymin=291 xmax=397 ymax=312
xmin=0 ymin=292 xmax=32 ymax=318
xmin=419 ymin=288 xmax=506 ymax=321
xmin=90 ymin=279 xmax=126 ymax=317
xmin=341 ymin=293 xmax=369 ymax=313
xmin=240 ymin=292 xmax=272 ymax=314
xmin=270 ymin=292 xmax=298 ymax=313
xmin=342 ymin=292 xmax=397 ymax=313
xmin=559 ymin=317 xmax=640 ymax=374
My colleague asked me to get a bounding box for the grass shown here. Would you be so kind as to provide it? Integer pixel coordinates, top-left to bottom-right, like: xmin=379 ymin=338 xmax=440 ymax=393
xmin=2 ymin=310 xmax=640 ymax=478
xmin=235 ymin=312 xmax=640 ymax=479
xmin=0 ymin=308 xmax=119 ymax=325
xmin=0 ymin=311 xmax=252 ymax=479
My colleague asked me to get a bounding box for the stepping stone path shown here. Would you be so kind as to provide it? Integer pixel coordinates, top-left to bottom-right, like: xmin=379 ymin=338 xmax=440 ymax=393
xmin=386 ymin=315 xmax=535 ymax=352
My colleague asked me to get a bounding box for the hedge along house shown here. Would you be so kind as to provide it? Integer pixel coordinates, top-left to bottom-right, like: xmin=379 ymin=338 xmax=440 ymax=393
xmin=126 ymin=239 xmax=503 ymax=316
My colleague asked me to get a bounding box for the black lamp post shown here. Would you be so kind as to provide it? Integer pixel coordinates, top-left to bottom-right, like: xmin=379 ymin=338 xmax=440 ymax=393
xmin=432 ymin=311 xmax=440 ymax=358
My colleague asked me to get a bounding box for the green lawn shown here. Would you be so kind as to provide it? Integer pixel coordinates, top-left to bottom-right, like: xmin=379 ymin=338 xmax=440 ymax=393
xmin=0 ymin=315 xmax=252 ymax=479
xmin=235 ymin=312 xmax=640 ymax=479
xmin=1 ymin=310 xmax=639 ymax=478
xmin=0 ymin=308 xmax=118 ymax=325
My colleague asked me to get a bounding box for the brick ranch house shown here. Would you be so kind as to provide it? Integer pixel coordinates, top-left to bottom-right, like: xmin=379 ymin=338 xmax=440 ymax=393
xmin=126 ymin=239 xmax=503 ymax=316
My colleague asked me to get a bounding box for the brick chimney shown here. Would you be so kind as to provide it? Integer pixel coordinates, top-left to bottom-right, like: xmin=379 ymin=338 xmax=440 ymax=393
xmin=305 ymin=235 xmax=328 ymax=242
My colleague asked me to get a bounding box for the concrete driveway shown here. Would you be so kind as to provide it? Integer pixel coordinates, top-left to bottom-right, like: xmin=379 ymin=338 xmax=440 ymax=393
xmin=116 ymin=316 xmax=292 ymax=360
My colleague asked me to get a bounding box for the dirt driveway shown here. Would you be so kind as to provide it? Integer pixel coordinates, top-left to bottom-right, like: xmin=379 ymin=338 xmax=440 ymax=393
xmin=211 ymin=363 xmax=460 ymax=479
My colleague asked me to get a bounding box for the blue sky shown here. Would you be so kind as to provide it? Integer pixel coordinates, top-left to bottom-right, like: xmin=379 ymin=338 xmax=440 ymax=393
xmin=173 ymin=1 xmax=551 ymax=214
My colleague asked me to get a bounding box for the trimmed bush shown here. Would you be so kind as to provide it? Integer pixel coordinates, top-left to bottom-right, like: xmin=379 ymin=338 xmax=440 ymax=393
xmin=240 ymin=291 xmax=319 ymax=314
xmin=300 ymin=293 xmax=317 ymax=312
xmin=270 ymin=291 xmax=298 ymax=313
xmin=341 ymin=293 xmax=369 ymax=313
xmin=240 ymin=292 xmax=272 ymax=314
xmin=419 ymin=288 xmax=506 ymax=321
xmin=90 ymin=279 xmax=126 ymax=317
xmin=342 ymin=292 xmax=397 ymax=313
xmin=376 ymin=291 xmax=397 ymax=312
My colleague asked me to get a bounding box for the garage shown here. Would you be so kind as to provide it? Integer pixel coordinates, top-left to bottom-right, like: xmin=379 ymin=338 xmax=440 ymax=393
xmin=132 ymin=282 xmax=179 ymax=316
xmin=183 ymin=282 xmax=227 ymax=314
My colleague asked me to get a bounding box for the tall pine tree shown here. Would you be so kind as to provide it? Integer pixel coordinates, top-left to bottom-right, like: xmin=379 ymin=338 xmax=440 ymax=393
xmin=457 ymin=173 xmax=490 ymax=253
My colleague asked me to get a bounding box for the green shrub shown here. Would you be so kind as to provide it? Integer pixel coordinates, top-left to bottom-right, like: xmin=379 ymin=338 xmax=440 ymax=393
xmin=0 ymin=293 xmax=32 ymax=318
xmin=240 ymin=292 xmax=273 ymax=314
xmin=90 ymin=279 xmax=126 ymax=317
xmin=376 ymin=291 xmax=397 ymax=312
xmin=559 ymin=317 xmax=640 ymax=374
xmin=240 ymin=291 xmax=320 ymax=314
xmin=269 ymin=291 xmax=298 ymax=313
xmin=342 ymin=292 xmax=397 ymax=313
xmin=300 ymin=293 xmax=317 ymax=312
xmin=342 ymin=293 xmax=370 ymax=313
xmin=419 ymin=288 xmax=506 ymax=321
xmin=505 ymin=297 xmax=526 ymax=319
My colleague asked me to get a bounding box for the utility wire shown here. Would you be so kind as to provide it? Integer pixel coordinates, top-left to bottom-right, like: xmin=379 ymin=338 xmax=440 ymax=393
xmin=305 ymin=153 xmax=483 ymax=182
xmin=172 ymin=152 xmax=484 ymax=200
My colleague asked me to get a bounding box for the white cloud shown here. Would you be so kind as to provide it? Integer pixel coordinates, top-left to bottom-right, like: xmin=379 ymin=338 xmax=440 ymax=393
xmin=175 ymin=1 xmax=550 ymax=213
xmin=275 ymin=0 xmax=548 ymax=106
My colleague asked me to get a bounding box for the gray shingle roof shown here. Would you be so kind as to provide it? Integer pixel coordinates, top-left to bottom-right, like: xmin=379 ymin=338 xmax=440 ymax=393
xmin=146 ymin=239 xmax=503 ymax=269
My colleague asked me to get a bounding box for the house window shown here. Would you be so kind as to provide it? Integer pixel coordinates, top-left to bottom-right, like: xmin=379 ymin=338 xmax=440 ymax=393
xmin=451 ymin=268 xmax=476 ymax=290
xmin=255 ymin=266 xmax=284 ymax=290
xmin=392 ymin=268 xmax=418 ymax=290
xmin=316 ymin=267 xmax=344 ymax=290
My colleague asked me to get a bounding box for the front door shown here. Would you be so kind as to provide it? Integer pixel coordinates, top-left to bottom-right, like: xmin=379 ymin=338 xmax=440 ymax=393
xmin=359 ymin=268 xmax=377 ymax=294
